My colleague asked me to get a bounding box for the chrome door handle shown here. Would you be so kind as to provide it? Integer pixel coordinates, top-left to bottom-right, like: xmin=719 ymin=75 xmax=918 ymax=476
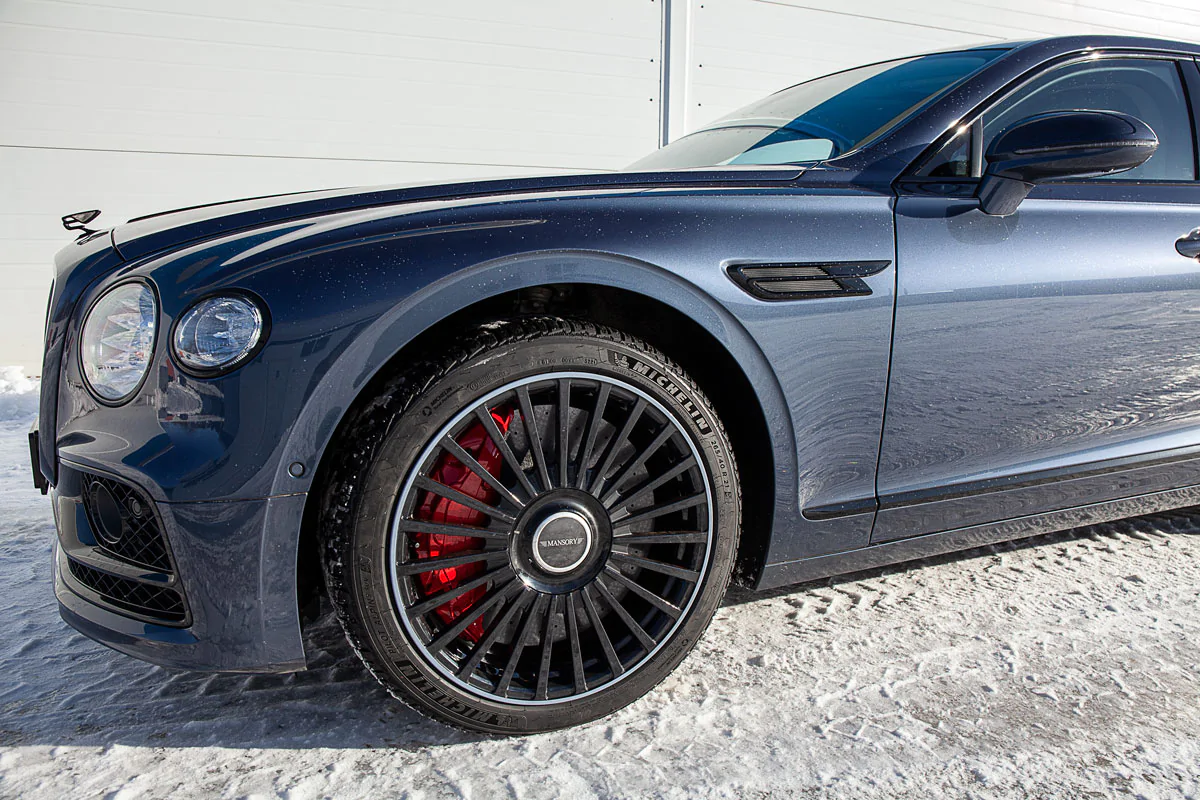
xmin=1176 ymin=228 xmax=1200 ymax=259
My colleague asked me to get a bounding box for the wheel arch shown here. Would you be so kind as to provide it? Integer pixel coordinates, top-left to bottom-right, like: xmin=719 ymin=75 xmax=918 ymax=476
xmin=291 ymin=253 xmax=794 ymax=619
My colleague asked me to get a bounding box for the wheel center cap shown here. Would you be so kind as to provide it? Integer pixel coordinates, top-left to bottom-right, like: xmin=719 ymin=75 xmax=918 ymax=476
xmin=531 ymin=510 xmax=593 ymax=574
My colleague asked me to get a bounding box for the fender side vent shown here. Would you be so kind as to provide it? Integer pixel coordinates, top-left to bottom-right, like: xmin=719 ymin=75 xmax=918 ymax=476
xmin=728 ymin=261 xmax=891 ymax=301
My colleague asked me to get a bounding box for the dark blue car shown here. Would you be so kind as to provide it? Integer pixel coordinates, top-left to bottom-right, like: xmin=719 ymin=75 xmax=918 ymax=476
xmin=33 ymin=35 xmax=1200 ymax=733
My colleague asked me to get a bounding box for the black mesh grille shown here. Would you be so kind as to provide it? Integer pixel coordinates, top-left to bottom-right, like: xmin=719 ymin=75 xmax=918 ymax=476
xmin=66 ymin=559 xmax=187 ymax=624
xmin=81 ymin=473 xmax=173 ymax=572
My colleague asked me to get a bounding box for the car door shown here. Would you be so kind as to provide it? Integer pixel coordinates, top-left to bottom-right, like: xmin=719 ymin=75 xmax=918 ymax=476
xmin=874 ymin=53 xmax=1200 ymax=543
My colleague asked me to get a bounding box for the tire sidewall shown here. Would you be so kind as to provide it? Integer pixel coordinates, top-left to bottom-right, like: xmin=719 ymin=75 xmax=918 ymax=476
xmin=347 ymin=330 xmax=739 ymax=733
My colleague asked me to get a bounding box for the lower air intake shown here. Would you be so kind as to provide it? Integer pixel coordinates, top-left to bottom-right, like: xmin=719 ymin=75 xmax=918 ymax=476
xmin=66 ymin=558 xmax=187 ymax=625
xmin=80 ymin=473 xmax=173 ymax=572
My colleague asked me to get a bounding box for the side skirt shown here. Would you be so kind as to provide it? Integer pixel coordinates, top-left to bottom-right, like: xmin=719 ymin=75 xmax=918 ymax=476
xmin=755 ymin=480 xmax=1200 ymax=591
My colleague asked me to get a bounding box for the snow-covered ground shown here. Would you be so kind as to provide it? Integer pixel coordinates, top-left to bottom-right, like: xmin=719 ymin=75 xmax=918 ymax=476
xmin=0 ymin=367 xmax=38 ymax=423
xmin=1 ymin=371 xmax=1199 ymax=799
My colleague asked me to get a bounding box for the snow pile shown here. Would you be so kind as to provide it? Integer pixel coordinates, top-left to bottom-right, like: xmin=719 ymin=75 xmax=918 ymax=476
xmin=0 ymin=366 xmax=39 ymax=423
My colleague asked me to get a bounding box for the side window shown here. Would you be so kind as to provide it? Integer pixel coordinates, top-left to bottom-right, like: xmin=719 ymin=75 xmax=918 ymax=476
xmin=921 ymin=58 xmax=1196 ymax=181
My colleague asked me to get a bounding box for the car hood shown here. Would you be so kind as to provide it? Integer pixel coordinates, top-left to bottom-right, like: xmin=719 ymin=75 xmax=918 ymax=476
xmin=109 ymin=167 xmax=805 ymax=263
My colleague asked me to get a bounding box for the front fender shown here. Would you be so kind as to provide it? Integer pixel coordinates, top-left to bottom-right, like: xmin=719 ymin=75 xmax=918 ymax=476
xmin=269 ymin=246 xmax=797 ymax=499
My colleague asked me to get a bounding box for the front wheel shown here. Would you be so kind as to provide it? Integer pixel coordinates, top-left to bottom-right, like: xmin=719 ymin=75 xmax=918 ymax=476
xmin=319 ymin=317 xmax=741 ymax=733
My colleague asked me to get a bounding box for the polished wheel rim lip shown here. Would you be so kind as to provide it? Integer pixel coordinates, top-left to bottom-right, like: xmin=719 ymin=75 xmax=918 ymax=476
xmin=388 ymin=370 xmax=714 ymax=707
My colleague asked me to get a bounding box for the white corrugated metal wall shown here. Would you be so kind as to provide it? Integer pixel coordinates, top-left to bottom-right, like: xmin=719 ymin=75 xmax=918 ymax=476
xmin=2 ymin=0 xmax=1198 ymax=372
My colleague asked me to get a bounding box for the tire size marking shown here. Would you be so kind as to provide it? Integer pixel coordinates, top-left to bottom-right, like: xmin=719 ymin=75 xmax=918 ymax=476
xmin=607 ymin=350 xmax=713 ymax=436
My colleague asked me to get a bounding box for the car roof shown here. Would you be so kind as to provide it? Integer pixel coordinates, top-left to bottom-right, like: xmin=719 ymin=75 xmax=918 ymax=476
xmin=764 ymin=35 xmax=1198 ymax=103
xmin=1002 ymin=34 xmax=1200 ymax=58
xmin=922 ymin=35 xmax=1199 ymax=60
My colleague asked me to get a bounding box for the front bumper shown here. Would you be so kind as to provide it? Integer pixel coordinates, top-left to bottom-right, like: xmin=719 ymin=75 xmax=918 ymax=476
xmin=40 ymin=232 xmax=316 ymax=674
xmin=52 ymin=460 xmax=308 ymax=673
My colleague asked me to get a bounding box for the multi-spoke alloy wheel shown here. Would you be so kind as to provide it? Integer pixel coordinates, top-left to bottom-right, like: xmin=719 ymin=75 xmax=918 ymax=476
xmin=392 ymin=371 xmax=713 ymax=704
xmin=321 ymin=317 xmax=740 ymax=733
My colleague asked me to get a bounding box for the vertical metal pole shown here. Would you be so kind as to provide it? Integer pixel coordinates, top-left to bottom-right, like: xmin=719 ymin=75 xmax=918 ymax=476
xmin=659 ymin=0 xmax=672 ymax=147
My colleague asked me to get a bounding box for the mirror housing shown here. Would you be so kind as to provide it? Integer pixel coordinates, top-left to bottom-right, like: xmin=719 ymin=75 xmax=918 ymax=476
xmin=977 ymin=110 xmax=1158 ymax=216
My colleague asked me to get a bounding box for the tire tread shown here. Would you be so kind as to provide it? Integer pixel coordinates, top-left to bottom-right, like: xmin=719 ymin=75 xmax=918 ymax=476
xmin=317 ymin=315 xmax=740 ymax=732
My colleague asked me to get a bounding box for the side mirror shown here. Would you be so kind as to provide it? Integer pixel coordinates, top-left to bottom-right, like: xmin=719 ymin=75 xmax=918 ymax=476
xmin=977 ymin=110 xmax=1158 ymax=216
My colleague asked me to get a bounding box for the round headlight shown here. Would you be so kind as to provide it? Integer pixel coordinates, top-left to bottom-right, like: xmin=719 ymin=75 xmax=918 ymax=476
xmin=172 ymin=295 xmax=264 ymax=373
xmin=80 ymin=282 xmax=157 ymax=403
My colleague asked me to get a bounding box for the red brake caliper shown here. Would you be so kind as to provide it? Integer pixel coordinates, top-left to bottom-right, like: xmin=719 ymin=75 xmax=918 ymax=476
xmin=413 ymin=406 xmax=514 ymax=643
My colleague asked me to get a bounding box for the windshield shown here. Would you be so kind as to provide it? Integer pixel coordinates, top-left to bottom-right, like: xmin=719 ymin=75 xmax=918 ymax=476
xmin=628 ymin=49 xmax=1007 ymax=170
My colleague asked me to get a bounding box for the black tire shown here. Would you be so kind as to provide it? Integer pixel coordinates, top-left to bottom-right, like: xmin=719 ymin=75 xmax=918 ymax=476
xmin=319 ymin=316 xmax=740 ymax=734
